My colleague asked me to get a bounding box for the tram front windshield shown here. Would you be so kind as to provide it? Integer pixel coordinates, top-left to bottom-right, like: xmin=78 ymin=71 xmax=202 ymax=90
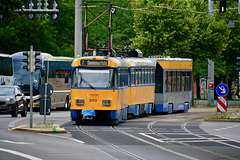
xmin=72 ymin=68 xmax=116 ymax=88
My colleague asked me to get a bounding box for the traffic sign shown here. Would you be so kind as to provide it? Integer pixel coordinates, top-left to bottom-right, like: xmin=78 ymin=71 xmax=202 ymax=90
xmin=217 ymin=96 xmax=227 ymax=113
xmin=216 ymin=84 xmax=228 ymax=97
xmin=39 ymin=83 xmax=53 ymax=97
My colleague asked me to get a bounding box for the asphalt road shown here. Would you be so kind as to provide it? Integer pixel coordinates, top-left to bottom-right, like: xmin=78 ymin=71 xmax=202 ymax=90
xmin=0 ymin=107 xmax=240 ymax=160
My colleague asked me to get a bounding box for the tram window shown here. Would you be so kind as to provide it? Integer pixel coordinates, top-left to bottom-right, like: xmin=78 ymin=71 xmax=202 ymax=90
xmin=147 ymin=69 xmax=150 ymax=84
xmin=141 ymin=68 xmax=144 ymax=85
xmin=172 ymin=72 xmax=176 ymax=92
xmin=181 ymin=72 xmax=186 ymax=91
xmin=136 ymin=69 xmax=139 ymax=85
xmin=165 ymin=71 xmax=168 ymax=92
xmin=139 ymin=69 xmax=142 ymax=85
xmin=168 ymin=71 xmax=172 ymax=92
xmin=72 ymin=68 xmax=79 ymax=87
xmin=145 ymin=68 xmax=147 ymax=85
xmin=122 ymin=68 xmax=128 ymax=86
xmin=131 ymin=68 xmax=135 ymax=86
xmin=152 ymin=69 xmax=155 ymax=84
xmin=151 ymin=69 xmax=153 ymax=84
xmin=150 ymin=69 xmax=152 ymax=84
xmin=118 ymin=68 xmax=121 ymax=87
xmin=186 ymin=72 xmax=191 ymax=91
xmin=177 ymin=72 xmax=181 ymax=91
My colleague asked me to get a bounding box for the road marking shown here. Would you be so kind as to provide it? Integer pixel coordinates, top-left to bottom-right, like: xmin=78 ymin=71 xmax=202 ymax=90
xmin=214 ymin=125 xmax=240 ymax=131
xmin=42 ymin=134 xmax=85 ymax=144
xmin=182 ymin=122 xmax=240 ymax=150
xmin=139 ymin=133 xmax=164 ymax=142
xmin=0 ymin=140 xmax=33 ymax=145
xmin=8 ymin=117 xmax=27 ymax=128
xmin=113 ymin=127 xmax=199 ymax=160
xmin=0 ymin=148 xmax=42 ymax=160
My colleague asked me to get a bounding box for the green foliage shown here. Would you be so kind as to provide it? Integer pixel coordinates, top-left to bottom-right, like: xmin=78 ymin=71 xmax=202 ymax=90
xmin=205 ymin=109 xmax=240 ymax=120
xmin=131 ymin=0 xmax=239 ymax=97
xmin=0 ymin=0 xmax=134 ymax=57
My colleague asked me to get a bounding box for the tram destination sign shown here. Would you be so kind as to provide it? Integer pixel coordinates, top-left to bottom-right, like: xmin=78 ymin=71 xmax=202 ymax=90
xmin=81 ymin=60 xmax=108 ymax=66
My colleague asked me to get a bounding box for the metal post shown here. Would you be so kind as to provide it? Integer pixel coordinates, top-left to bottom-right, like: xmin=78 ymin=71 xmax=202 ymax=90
xmin=207 ymin=59 xmax=214 ymax=105
xmin=208 ymin=0 xmax=214 ymax=15
xmin=29 ymin=45 xmax=33 ymax=128
xmin=75 ymin=0 xmax=82 ymax=58
xmin=44 ymin=83 xmax=47 ymax=124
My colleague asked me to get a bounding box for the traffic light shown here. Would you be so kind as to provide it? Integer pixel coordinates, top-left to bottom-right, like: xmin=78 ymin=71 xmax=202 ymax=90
xmin=220 ymin=0 xmax=226 ymax=13
xmin=34 ymin=51 xmax=41 ymax=71
xmin=22 ymin=51 xmax=41 ymax=72
xmin=27 ymin=1 xmax=36 ymax=20
xmin=22 ymin=51 xmax=31 ymax=71
xmin=51 ymin=1 xmax=60 ymax=22
xmin=237 ymin=57 xmax=240 ymax=71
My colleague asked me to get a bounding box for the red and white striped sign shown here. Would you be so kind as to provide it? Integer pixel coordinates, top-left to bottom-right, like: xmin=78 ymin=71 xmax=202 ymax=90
xmin=217 ymin=96 xmax=227 ymax=112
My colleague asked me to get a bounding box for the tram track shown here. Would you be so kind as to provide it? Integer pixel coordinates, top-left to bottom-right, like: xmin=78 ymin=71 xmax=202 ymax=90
xmin=74 ymin=113 xmax=240 ymax=160
xmin=77 ymin=123 xmax=197 ymax=160
xmin=76 ymin=125 xmax=145 ymax=160
xmin=148 ymin=116 xmax=239 ymax=160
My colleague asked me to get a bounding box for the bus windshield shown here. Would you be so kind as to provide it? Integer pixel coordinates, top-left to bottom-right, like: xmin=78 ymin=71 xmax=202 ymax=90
xmin=72 ymin=68 xmax=117 ymax=88
xmin=12 ymin=54 xmax=41 ymax=90
xmin=0 ymin=54 xmax=13 ymax=85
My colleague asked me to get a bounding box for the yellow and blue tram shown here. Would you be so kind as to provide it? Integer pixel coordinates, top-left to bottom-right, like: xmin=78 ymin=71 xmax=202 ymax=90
xmin=71 ymin=56 xmax=130 ymax=123
xmin=70 ymin=55 xmax=193 ymax=123
xmin=70 ymin=56 xmax=156 ymax=123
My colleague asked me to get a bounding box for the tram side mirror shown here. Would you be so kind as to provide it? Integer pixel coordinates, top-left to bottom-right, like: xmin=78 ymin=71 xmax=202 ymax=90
xmin=65 ymin=74 xmax=69 ymax=83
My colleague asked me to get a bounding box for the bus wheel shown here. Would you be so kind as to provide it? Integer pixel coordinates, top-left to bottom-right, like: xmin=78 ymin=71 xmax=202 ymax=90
xmin=64 ymin=97 xmax=69 ymax=110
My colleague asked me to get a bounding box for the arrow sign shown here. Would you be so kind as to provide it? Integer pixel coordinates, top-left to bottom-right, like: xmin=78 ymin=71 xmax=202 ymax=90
xmin=216 ymin=84 xmax=228 ymax=97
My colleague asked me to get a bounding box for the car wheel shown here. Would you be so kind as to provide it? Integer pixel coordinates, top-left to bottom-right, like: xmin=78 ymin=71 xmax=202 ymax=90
xmin=21 ymin=103 xmax=27 ymax=117
xmin=64 ymin=97 xmax=69 ymax=110
xmin=11 ymin=105 xmax=18 ymax=117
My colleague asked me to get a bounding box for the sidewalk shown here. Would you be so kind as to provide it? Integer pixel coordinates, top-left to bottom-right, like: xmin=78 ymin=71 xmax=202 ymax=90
xmin=194 ymin=100 xmax=240 ymax=107
xmin=11 ymin=123 xmax=68 ymax=133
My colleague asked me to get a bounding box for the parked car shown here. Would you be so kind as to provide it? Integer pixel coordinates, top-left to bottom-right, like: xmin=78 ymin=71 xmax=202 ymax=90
xmin=0 ymin=86 xmax=27 ymax=117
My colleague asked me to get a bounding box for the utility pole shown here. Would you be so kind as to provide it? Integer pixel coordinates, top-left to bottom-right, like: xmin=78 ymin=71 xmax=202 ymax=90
xmin=75 ymin=0 xmax=82 ymax=58
xmin=208 ymin=0 xmax=214 ymax=15
xmin=207 ymin=59 xmax=214 ymax=106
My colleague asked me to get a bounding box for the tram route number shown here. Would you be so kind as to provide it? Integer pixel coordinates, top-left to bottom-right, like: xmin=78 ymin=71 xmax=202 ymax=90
xmin=89 ymin=99 xmax=97 ymax=102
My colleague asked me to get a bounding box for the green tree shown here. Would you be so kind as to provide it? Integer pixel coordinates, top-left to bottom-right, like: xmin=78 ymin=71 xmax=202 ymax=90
xmin=131 ymin=0 xmax=231 ymax=101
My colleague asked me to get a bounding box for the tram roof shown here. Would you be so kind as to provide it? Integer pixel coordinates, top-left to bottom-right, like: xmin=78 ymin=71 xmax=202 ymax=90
xmin=149 ymin=57 xmax=192 ymax=62
xmin=125 ymin=58 xmax=155 ymax=68
xmin=148 ymin=57 xmax=192 ymax=70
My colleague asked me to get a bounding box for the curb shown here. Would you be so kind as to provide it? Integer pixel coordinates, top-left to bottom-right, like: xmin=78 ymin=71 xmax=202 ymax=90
xmin=11 ymin=124 xmax=68 ymax=133
xmin=204 ymin=119 xmax=240 ymax=122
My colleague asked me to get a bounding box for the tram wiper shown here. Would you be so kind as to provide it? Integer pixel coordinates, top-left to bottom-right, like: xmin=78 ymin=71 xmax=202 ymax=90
xmin=79 ymin=73 xmax=95 ymax=89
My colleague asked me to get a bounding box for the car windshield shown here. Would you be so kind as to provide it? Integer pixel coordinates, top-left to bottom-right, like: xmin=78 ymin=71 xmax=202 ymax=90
xmin=72 ymin=68 xmax=117 ymax=88
xmin=0 ymin=87 xmax=15 ymax=95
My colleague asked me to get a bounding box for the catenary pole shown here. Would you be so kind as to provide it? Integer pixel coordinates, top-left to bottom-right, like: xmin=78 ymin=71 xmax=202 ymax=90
xmin=75 ymin=0 xmax=82 ymax=58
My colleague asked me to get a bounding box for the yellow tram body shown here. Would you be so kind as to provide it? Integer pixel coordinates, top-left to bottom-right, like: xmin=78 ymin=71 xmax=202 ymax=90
xmin=71 ymin=56 xmax=130 ymax=122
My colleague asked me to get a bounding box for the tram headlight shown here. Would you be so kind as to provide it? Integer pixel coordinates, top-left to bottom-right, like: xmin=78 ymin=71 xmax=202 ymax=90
xmin=76 ymin=99 xmax=84 ymax=105
xmin=102 ymin=99 xmax=111 ymax=106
